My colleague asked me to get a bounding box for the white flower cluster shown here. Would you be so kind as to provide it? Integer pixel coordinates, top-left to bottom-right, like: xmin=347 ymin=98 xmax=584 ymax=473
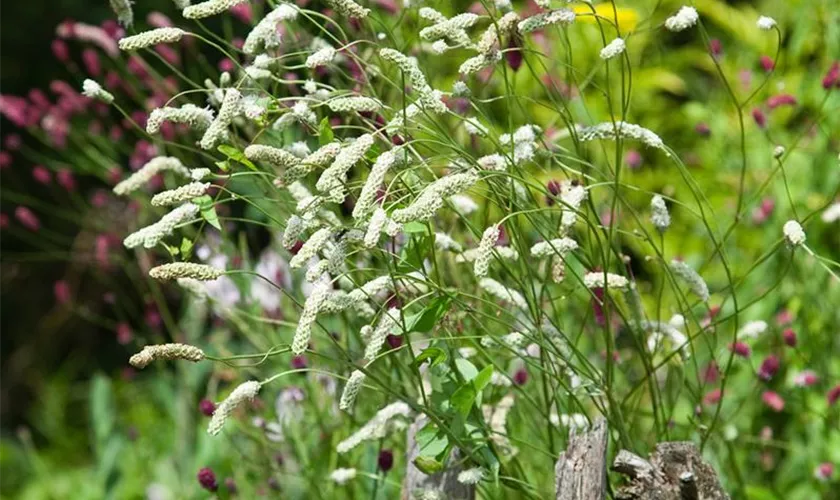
xmin=757 ymin=16 xmax=777 ymax=31
xmin=245 ymin=144 xmax=300 ymax=168
xmin=118 ymin=28 xmax=186 ymax=51
xmin=499 ymin=124 xmax=541 ymax=164
xmin=243 ymin=4 xmax=298 ymax=54
xmin=518 ymin=9 xmax=576 ymax=34
xmin=150 ymin=182 xmax=210 ymax=206
xmin=599 ymin=37 xmax=626 ymax=60
xmin=664 ymin=6 xmax=699 ymax=32
xmin=650 ymin=195 xmax=671 ymax=232
xmin=363 ymin=208 xmax=388 ymax=248
xmin=330 ymin=468 xmax=357 ymax=485
xmin=583 ymin=272 xmax=630 ymax=290
xmin=129 ymin=343 xmax=205 ymax=369
xmin=738 ymin=320 xmax=768 ymax=340
xmin=291 ymin=282 xmax=331 ymax=355
xmin=147 ymin=104 xmax=214 ymax=134
xmin=109 ymin=0 xmax=133 ymax=26
xmin=479 ymin=278 xmax=528 ymax=309
xmin=275 ymin=101 xmax=317 ymax=129
xmin=290 ymin=228 xmax=334 ymax=268
xmin=530 ymin=238 xmax=579 ymax=258
xmin=456 ymin=246 xmax=519 ymax=264
xmin=325 ymin=0 xmax=370 ymax=19
xmin=149 ymin=262 xmax=224 ymax=281
xmin=114 ymin=156 xmax=190 ymax=196
xmin=578 ymin=121 xmax=667 ymax=153
xmin=305 ymin=47 xmax=336 ymax=68
xmin=558 ymin=182 xmax=588 ymax=231
xmin=474 ymin=225 xmax=501 ymax=278
xmin=82 ymin=79 xmax=114 ymax=104
xmin=200 ymin=88 xmax=241 ymax=150
xmin=354 ymin=150 xmax=399 ymax=220
xmin=644 ymin=316 xmax=689 ymax=358
xmin=338 ymin=370 xmax=366 ymax=411
xmin=380 ymin=48 xmax=447 ymax=115
xmin=336 ymin=402 xmax=411 ymax=452
xmin=782 ymin=220 xmax=806 ymax=246
xmin=123 ymin=203 xmax=199 ymax=249
xmin=317 ymin=134 xmax=375 ymax=202
xmin=364 ymin=308 xmax=401 ymax=361
xmin=669 ymin=260 xmax=709 ymax=301
xmin=434 ymin=232 xmax=462 ymax=252
xmin=420 ymin=13 xmax=479 ymax=47
xmin=283 ymin=142 xmax=342 ymax=185
xmin=457 ymin=468 xmax=486 ymax=485
xmin=391 ymin=171 xmax=480 ymax=223
xmin=183 ymin=0 xmax=248 ymax=20
xmin=207 ymin=380 xmax=261 ymax=435
xmin=327 ymin=96 xmax=382 ymax=113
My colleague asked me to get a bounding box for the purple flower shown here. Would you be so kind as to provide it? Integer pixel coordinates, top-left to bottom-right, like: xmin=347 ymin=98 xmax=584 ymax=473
xmin=197 ymin=467 xmax=218 ymax=492
xmin=199 ymin=399 xmax=216 ymax=417
xmin=378 ymin=449 xmax=394 ymax=472
xmin=758 ymin=355 xmax=780 ymax=381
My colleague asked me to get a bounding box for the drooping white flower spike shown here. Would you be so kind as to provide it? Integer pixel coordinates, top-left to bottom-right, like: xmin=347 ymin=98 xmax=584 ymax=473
xmin=119 ymin=28 xmax=186 ymax=51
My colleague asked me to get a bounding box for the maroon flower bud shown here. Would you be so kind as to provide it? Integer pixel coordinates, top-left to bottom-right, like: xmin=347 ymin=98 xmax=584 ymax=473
xmin=694 ymin=122 xmax=711 ymax=137
xmin=758 ymin=355 xmax=780 ymax=381
xmin=199 ymin=399 xmax=216 ymax=417
xmin=224 ymin=477 xmax=237 ymax=493
xmin=505 ymin=35 xmax=523 ymax=72
xmin=759 ymin=55 xmax=775 ymax=72
xmin=709 ymin=39 xmax=722 ymax=58
xmin=545 ymin=179 xmax=561 ymax=205
xmin=291 ymin=355 xmax=308 ymax=370
xmin=378 ymin=449 xmax=394 ymax=472
xmin=782 ymin=328 xmax=797 ymax=347
xmin=729 ymin=342 xmax=751 ymax=358
xmin=752 ymin=108 xmax=767 ymax=128
xmin=703 ymin=388 xmax=722 ymax=406
xmin=197 ymin=467 xmax=218 ymax=492
xmin=289 ymin=240 xmax=304 ymax=254
xmin=624 ymin=149 xmax=643 ymax=169
xmin=828 ymin=384 xmax=840 ymax=406
xmin=513 ymin=368 xmax=529 ymax=385
xmin=703 ymin=361 xmax=720 ymax=383
xmin=822 ymin=61 xmax=840 ymax=90
xmin=386 ymin=334 xmax=403 ymax=349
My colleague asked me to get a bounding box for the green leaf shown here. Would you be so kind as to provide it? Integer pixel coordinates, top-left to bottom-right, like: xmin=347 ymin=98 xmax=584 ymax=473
xmin=215 ymin=160 xmax=230 ymax=172
xmin=473 ymin=365 xmax=494 ymax=393
xmin=450 ymin=383 xmax=477 ymax=417
xmin=413 ymin=455 xmax=445 ymax=475
xmin=201 ymin=205 xmax=222 ymax=231
xmin=161 ymin=242 xmax=179 ymax=257
xmin=180 ymin=238 xmax=193 ymax=259
xmin=403 ymin=221 xmax=427 ymax=233
xmin=218 ymin=145 xmax=257 ymax=171
xmin=318 ymin=117 xmax=334 ymax=145
xmin=416 ymin=422 xmax=449 ymax=457
xmin=413 ymin=347 xmax=448 ymax=369
xmin=405 ymin=296 xmax=452 ymax=333
xmin=455 ymin=358 xmax=478 ymax=381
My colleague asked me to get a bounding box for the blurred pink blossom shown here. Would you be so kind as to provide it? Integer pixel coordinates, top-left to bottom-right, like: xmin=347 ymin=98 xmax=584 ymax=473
xmin=54 ymin=280 xmax=71 ymax=304
xmin=15 ymin=206 xmax=40 ymax=231
xmin=762 ymin=391 xmax=785 ymax=412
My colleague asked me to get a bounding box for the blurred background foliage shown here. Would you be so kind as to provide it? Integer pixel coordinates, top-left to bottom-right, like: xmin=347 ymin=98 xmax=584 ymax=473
xmin=1 ymin=0 xmax=839 ymax=498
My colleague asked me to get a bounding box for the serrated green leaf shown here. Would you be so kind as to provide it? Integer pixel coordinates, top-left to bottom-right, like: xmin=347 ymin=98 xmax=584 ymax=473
xmin=201 ymin=205 xmax=222 ymax=231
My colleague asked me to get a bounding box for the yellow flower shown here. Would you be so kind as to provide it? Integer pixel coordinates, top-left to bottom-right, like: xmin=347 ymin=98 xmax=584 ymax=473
xmin=573 ymin=4 xmax=639 ymax=32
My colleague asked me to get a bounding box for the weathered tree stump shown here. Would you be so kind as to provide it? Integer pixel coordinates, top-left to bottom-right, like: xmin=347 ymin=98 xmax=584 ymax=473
xmin=555 ymin=417 xmax=609 ymax=499
xmin=552 ymin=419 xmax=729 ymax=500
xmin=612 ymin=442 xmax=729 ymax=500
xmin=402 ymin=415 xmax=476 ymax=500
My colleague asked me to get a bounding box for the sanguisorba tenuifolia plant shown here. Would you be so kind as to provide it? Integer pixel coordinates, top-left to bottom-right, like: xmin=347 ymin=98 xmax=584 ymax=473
xmin=78 ymin=0 xmax=840 ymax=497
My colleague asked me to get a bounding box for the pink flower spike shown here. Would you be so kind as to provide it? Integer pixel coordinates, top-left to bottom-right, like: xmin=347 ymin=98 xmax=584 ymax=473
xmin=752 ymin=108 xmax=767 ymax=128
xmin=703 ymin=388 xmax=722 ymax=406
xmin=761 ymin=391 xmax=785 ymax=412
xmin=822 ymin=61 xmax=840 ymax=90
xmin=147 ymin=12 xmax=173 ymax=28
xmin=767 ymin=94 xmax=797 ymax=109
xmin=32 ymin=165 xmax=52 ymax=184
xmin=729 ymin=341 xmax=751 ymax=358
xmin=82 ymin=48 xmax=102 ymax=77
xmin=814 ymin=463 xmax=835 ymax=482
xmin=782 ymin=328 xmax=797 ymax=347
xmin=54 ymin=280 xmax=71 ymax=305
xmin=51 ymin=39 xmax=70 ymax=62
xmin=57 ymin=168 xmax=76 ymax=191
xmin=116 ymin=322 xmax=133 ymax=345
xmin=828 ymin=384 xmax=840 ymax=406
xmin=793 ymin=370 xmax=818 ymax=387
xmin=759 ymin=55 xmax=775 ymax=72
xmin=14 ymin=206 xmax=40 ymax=231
